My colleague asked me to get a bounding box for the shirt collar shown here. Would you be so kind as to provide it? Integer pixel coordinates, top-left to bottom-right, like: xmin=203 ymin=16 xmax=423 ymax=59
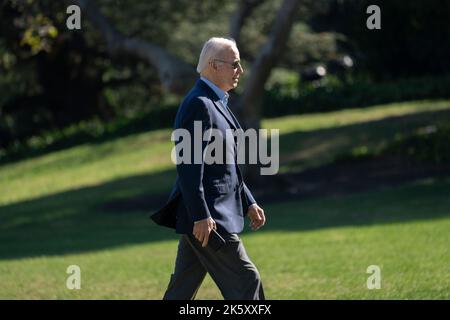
xmin=200 ymin=76 xmax=229 ymax=107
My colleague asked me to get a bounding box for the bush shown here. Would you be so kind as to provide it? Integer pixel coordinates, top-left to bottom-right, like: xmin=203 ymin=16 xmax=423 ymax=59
xmin=263 ymin=74 xmax=450 ymax=117
xmin=0 ymin=104 xmax=178 ymax=164
xmin=382 ymin=125 xmax=450 ymax=165
xmin=336 ymin=124 xmax=450 ymax=166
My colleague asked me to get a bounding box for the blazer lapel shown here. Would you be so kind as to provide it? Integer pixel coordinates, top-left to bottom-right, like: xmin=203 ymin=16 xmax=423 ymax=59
xmin=212 ymin=99 xmax=238 ymax=130
xmin=224 ymin=103 xmax=243 ymax=130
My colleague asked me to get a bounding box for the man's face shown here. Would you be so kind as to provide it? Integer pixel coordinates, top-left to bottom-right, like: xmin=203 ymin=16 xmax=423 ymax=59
xmin=214 ymin=46 xmax=243 ymax=92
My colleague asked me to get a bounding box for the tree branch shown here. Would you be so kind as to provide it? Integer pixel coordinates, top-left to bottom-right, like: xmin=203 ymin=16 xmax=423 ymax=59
xmin=71 ymin=0 xmax=197 ymax=95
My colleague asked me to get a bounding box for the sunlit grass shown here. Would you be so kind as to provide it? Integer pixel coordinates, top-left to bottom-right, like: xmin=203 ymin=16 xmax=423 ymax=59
xmin=262 ymin=99 xmax=450 ymax=134
xmin=2 ymin=99 xmax=449 ymax=205
xmin=0 ymin=129 xmax=173 ymax=205
xmin=0 ymin=99 xmax=449 ymax=299
xmin=1 ymin=179 xmax=449 ymax=299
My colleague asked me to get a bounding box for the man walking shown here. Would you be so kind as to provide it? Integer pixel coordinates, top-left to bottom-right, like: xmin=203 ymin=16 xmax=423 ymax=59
xmin=151 ymin=37 xmax=266 ymax=300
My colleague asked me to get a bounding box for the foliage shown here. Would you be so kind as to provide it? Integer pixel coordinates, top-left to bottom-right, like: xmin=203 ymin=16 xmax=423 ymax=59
xmin=380 ymin=125 xmax=450 ymax=165
xmin=1 ymin=0 xmax=449 ymax=157
xmin=0 ymin=0 xmax=344 ymax=157
xmin=0 ymin=0 xmax=225 ymax=151
xmin=312 ymin=0 xmax=450 ymax=79
xmin=0 ymin=103 xmax=178 ymax=163
xmin=239 ymin=1 xmax=340 ymax=65
xmin=263 ymin=74 xmax=450 ymax=117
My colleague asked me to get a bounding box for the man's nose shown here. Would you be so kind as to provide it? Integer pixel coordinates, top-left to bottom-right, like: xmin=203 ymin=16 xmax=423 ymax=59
xmin=238 ymin=64 xmax=244 ymax=74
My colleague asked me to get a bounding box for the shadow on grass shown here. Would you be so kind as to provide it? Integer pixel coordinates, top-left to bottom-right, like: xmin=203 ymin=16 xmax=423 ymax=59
xmin=277 ymin=108 xmax=450 ymax=171
xmin=1 ymin=165 xmax=450 ymax=260
xmin=0 ymin=169 xmax=176 ymax=260
xmin=2 ymin=107 xmax=450 ymax=260
xmin=258 ymin=176 xmax=450 ymax=233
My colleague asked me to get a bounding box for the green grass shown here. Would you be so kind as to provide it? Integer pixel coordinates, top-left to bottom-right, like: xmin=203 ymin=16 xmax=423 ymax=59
xmin=265 ymin=99 xmax=450 ymax=172
xmin=263 ymin=99 xmax=450 ymax=134
xmin=0 ymin=99 xmax=449 ymax=299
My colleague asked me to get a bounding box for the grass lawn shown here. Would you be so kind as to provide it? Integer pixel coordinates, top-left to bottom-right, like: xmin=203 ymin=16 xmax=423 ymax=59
xmin=0 ymin=99 xmax=449 ymax=299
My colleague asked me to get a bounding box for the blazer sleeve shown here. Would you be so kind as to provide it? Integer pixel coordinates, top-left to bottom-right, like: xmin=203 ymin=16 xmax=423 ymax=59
xmin=242 ymin=182 xmax=256 ymax=216
xmin=175 ymin=98 xmax=212 ymax=222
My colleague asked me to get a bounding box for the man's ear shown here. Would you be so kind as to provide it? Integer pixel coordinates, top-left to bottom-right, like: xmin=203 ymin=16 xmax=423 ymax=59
xmin=210 ymin=60 xmax=218 ymax=71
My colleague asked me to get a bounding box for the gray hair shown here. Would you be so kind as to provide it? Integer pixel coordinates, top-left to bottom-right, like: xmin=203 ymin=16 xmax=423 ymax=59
xmin=196 ymin=37 xmax=237 ymax=74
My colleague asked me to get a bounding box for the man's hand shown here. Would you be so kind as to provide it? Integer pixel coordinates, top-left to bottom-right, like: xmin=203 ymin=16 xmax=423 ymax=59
xmin=247 ymin=204 xmax=266 ymax=231
xmin=193 ymin=217 xmax=217 ymax=247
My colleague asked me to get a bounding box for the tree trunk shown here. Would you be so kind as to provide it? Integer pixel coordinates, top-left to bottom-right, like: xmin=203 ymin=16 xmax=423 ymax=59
xmin=237 ymin=0 xmax=301 ymax=185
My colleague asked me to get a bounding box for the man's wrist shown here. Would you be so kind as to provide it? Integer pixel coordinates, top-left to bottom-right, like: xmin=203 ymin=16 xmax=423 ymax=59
xmin=194 ymin=216 xmax=211 ymax=224
xmin=248 ymin=203 xmax=257 ymax=210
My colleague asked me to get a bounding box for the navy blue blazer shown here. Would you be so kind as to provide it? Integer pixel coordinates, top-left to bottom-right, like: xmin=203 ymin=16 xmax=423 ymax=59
xmin=151 ymin=79 xmax=256 ymax=234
